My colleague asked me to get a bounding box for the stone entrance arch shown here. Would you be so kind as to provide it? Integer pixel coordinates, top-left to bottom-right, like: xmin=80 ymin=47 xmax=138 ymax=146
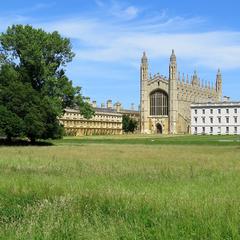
xmin=156 ymin=123 xmax=163 ymax=134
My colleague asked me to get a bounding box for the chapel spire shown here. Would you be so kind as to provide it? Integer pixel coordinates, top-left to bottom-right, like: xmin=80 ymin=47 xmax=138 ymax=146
xmin=170 ymin=49 xmax=176 ymax=63
xmin=216 ymin=68 xmax=222 ymax=101
xmin=141 ymin=51 xmax=148 ymax=65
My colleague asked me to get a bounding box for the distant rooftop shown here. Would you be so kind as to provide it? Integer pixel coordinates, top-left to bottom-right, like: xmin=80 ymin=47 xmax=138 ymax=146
xmin=191 ymin=101 xmax=240 ymax=108
xmin=65 ymin=106 xmax=139 ymax=115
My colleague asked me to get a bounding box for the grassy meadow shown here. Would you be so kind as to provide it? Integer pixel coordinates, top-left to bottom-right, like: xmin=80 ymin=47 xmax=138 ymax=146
xmin=0 ymin=135 xmax=240 ymax=239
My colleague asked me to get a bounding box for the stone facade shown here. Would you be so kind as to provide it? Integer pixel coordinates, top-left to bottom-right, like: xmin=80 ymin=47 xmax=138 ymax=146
xmin=140 ymin=50 xmax=222 ymax=134
xmin=191 ymin=102 xmax=240 ymax=135
xmin=60 ymin=102 xmax=139 ymax=136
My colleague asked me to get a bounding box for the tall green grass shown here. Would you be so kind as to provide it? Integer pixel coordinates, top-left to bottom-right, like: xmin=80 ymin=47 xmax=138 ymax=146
xmin=0 ymin=136 xmax=240 ymax=239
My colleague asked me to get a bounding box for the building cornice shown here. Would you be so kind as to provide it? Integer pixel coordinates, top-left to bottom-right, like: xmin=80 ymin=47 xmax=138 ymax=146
xmin=191 ymin=102 xmax=240 ymax=108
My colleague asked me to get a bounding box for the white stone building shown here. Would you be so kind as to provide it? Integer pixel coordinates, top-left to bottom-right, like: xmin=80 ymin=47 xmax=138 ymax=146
xmin=191 ymin=102 xmax=240 ymax=135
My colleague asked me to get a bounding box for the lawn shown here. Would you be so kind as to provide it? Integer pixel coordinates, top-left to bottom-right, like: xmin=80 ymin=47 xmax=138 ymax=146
xmin=0 ymin=135 xmax=240 ymax=239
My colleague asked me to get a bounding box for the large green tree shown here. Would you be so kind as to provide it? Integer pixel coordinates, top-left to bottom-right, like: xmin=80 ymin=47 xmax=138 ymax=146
xmin=0 ymin=25 xmax=94 ymax=142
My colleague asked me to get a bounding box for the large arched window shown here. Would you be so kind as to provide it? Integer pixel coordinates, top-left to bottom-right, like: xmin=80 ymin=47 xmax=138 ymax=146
xmin=150 ymin=90 xmax=168 ymax=116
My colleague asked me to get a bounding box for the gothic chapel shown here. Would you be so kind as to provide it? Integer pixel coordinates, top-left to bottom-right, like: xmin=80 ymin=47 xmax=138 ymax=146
xmin=140 ymin=50 xmax=222 ymax=134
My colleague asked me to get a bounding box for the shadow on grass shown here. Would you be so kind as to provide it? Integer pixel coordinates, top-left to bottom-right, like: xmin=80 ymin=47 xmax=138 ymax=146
xmin=0 ymin=138 xmax=53 ymax=146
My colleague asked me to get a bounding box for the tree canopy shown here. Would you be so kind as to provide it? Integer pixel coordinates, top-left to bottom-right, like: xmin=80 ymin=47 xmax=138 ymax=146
xmin=0 ymin=24 xmax=94 ymax=142
xmin=122 ymin=115 xmax=138 ymax=133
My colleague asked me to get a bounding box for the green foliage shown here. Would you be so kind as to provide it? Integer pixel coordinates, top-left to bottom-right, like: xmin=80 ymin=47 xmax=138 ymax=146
xmin=0 ymin=105 xmax=24 ymax=139
xmin=122 ymin=114 xmax=138 ymax=133
xmin=0 ymin=25 xmax=94 ymax=142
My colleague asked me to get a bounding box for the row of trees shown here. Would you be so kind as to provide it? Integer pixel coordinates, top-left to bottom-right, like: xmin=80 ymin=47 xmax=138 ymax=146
xmin=0 ymin=25 xmax=94 ymax=142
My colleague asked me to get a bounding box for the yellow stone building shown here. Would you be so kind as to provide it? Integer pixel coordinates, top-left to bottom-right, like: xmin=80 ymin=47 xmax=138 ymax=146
xmin=60 ymin=100 xmax=139 ymax=136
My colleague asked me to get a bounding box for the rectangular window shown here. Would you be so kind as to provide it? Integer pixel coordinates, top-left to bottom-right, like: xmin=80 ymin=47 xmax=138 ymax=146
xmin=210 ymin=127 xmax=213 ymax=133
xmin=218 ymin=117 xmax=221 ymax=123
xmin=226 ymin=117 xmax=229 ymax=124
xmin=194 ymin=127 xmax=197 ymax=134
xmin=234 ymin=117 xmax=238 ymax=123
xmin=210 ymin=109 xmax=213 ymax=114
xmin=202 ymin=127 xmax=205 ymax=134
xmin=234 ymin=108 xmax=237 ymax=114
xmin=218 ymin=109 xmax=221 ymax=114
xmin=202 ymin=117 xmax=205 ymax=123
xmin=234 ymin=127 xmax=237 ymax=134
xmin=194 ymin=117 xmax=197 ymax=124
xmin=210 ymin=117 xmax=213 ymax=124
xmin=195 ymin=109 xmax=197 ymax=114
xmin=202 ymin=109 xmax=205 ymax=114
xmin=226 ymin=109 xmax=229 ymax=114
xmin=226 ymin=127 xmax=229 ymax=134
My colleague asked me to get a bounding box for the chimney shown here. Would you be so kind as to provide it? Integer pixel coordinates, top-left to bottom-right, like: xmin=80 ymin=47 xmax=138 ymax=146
xmin=92 ymin=100 xmax=97 ymax=108
xmin=107 ymin=100 xmax=112 ymax=109
xmin=223 ymin=96 xmax=230 ymax=102
xmin=116 ymin=102 xmax=122 ymax=112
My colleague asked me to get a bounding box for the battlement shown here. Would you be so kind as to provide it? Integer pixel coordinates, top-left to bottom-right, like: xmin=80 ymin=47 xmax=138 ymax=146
xmin=149 ymin=73 xmax=168 ymax=81
xmin=147 ymin=68 xmax=219 ymax=94
xmin=176 ymin=71 xmax=216 ymax=91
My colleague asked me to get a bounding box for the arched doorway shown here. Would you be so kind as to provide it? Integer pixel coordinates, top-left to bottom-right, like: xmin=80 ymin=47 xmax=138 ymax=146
xmin=156 ymin=123 xmax=163 ymax=134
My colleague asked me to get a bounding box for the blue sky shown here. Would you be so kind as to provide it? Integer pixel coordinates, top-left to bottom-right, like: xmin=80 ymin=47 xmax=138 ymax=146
xmin=0 ymin=0 xmax=240 ymax=108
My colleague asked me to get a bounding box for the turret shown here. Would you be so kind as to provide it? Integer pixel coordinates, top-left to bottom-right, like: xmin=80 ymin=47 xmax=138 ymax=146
xmin=168 ymin=49 xmax=178 ymax=134
xmin=186 ymin=74 xmax=189 ymax=84
xmin=140 ymin=51 xmax=149 ymax=133
xmin=192 ymin=70 xmax=199 ymax=86
xmin=182 ymin=73 xmax=185 ymax=84
xmin=216 ymin=68 xmax=222 ymax=101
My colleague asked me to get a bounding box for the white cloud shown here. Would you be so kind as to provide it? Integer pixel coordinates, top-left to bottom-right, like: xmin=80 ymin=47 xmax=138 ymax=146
xmin=114 ymin=6 xmax=139 ymax=20
xmin=93 ymin=0 xmax=140 ymax=20
xmin=1 ymin=2 xmax=240 ymax=71
xmin=39 ymin=14 xmax=240 ymax=70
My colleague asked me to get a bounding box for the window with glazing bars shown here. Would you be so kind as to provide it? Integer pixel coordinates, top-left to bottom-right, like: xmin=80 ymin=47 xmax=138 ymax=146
xmin=150 ymin=90 xmax=168 ymax=116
